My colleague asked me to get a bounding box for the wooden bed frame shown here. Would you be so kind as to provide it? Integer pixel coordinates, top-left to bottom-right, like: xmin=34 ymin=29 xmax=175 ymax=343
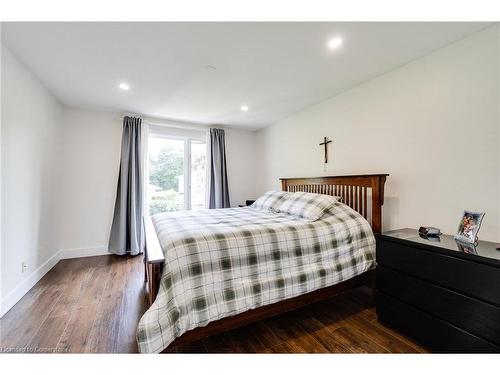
xmin=143 ymin=174 xmax=388 ymax=350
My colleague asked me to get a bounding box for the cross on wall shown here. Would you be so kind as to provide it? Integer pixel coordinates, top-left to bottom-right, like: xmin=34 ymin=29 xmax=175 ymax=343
xmin=319 ymin=137 xmax=332 ymax=164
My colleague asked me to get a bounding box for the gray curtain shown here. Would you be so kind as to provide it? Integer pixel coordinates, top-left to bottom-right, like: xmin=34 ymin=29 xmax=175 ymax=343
xmin=208 ymin=128 xmax=230 ymax=208
xmin=108 ymin=116 xmax=144 ymax=256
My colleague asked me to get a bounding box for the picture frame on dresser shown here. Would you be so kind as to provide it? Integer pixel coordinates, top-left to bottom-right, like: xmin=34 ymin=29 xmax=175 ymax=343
xmin=455 ymin=210 xmax=485 ymax=244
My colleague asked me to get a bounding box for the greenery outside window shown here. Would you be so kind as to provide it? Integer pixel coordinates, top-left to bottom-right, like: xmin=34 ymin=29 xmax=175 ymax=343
xmin=148 ymin=132 xmax=206 ymax=215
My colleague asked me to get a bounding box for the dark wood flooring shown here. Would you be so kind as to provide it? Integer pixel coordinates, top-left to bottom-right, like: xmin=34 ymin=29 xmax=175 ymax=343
xmin=0 ymin=255 xmax=427 ymax=353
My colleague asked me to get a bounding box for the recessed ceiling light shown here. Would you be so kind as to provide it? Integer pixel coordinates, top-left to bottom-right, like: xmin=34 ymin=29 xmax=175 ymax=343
xmin=327 ymin=37 xmax=343 ymax=50
xmin=205 ymin=65 xmax=217 ymax=71
xmin=118 ymin=82 xmax=130 ymax=91
xmin=240 ymin=105 xmax=249 ymax=112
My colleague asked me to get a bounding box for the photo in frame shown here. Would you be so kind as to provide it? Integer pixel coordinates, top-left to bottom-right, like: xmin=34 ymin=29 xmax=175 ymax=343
xmin=454 ymin=210 xmax=485 ymax=244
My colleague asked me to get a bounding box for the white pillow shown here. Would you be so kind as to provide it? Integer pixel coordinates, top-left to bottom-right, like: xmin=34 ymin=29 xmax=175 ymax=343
xmin=251 ymin=191 xmax=289 ymax=212
xmin=275 ymin=191 xmax=340 ymax=221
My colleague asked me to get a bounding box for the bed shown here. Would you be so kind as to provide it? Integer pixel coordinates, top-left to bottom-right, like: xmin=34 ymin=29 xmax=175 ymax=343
xmin=138 ymin=174 xmax=388 ymax=353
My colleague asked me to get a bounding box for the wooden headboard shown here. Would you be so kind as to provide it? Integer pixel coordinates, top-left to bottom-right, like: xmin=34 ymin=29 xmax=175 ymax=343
xmin=280 ymin=174 xmax=388 ymax=233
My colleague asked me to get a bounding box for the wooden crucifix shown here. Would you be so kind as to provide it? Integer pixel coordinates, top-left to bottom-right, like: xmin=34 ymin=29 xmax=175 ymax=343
xmin=319 ymin=137 xmax=333 ymax=163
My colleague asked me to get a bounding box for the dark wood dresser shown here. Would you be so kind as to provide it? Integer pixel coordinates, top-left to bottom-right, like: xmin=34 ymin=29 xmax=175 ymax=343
xmin=376 ymin=228 xmax=500 ymax=353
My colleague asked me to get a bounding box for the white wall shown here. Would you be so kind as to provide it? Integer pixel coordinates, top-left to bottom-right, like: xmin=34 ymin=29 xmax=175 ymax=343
xmin=257 ymin=26 xmax=500 ymax=242
xmin=1 ymin=46 xmax=64 ymax=310
xmin=224 ymin=127 xmax=258 ymax=206
xmin=58 ymin=108 xmax=122 ymax=253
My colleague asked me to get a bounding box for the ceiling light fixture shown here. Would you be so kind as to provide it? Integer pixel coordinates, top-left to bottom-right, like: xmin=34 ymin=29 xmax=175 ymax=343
xmin=240 ymin=105 xmax=249 ymax=112
xmin=327 ymin=37 xmax=343 ymax=50
xmin=118 ymin=82 xmax=130 ymax=91
xmin=205 ymin=65 xmax=217 ymax=71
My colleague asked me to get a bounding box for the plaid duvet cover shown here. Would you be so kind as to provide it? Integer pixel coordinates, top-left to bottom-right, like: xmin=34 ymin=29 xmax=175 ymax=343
xmin=136 ymin=202 xmax=375 ymax=353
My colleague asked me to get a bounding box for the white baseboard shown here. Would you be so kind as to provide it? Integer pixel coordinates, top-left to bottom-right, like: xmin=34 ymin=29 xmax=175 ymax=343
xmin=60 ymin=246 xmax=110 ymax=259
xmin=0 ymin=250 xmax=62 ymax=318
xmin=0 ymin=245 xmax=110 ymax=318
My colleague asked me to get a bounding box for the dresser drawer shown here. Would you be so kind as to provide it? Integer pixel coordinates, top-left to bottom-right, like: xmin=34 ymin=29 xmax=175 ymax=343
xmin=376 ymin=238 xmax=500 ymax=306
xmin=377 ymin=266 xmax=500 ymax=346
xmin=376 ymin=292 xmax=500 ymax=353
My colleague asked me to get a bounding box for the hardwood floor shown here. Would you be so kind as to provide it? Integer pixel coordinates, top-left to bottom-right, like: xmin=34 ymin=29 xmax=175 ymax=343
xmin=0 ymin=255 xmax=427 ymax=353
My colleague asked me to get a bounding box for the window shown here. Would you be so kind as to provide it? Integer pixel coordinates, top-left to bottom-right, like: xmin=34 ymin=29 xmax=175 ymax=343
xmin=148 ymin=130 xmax=206 ymax=215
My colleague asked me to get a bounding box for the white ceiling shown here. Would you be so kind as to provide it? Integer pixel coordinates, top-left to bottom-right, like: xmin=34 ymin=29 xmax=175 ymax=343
xmin=2 ymin=22 xmax=491 ymax=129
